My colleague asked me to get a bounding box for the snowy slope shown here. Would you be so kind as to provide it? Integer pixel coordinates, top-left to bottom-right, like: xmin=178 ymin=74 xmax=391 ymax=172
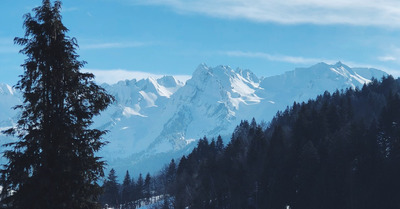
xmin=240 ymin=62 xmax=387 ymax=125
xmin=0 ymin=84 xmax=20 ymax=124
xmin=94 ymin=76 xmax=185 ymax=158
xmin=146 ymin=64 xmax=263 ymax=153
xmin=0 ymin=62 xmax=388 ymax=177
xmin=0 ymin=84 xmax=21 ymax=158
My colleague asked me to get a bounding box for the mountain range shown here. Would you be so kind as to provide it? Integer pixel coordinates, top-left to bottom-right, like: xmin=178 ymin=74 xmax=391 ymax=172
xmin=0 ymin=62 xmax=387 ymax=177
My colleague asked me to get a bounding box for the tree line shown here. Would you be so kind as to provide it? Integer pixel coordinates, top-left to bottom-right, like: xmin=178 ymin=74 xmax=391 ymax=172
xmin=165 ymin=76 xmax=400 ymax=209
xmin=99 ymin=159 xmax=177 ymax=209
xmin=100 ymin=76 xmax=400 ymax=209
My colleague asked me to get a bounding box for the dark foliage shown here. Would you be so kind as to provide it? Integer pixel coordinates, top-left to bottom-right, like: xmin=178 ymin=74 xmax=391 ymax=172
xmin=100 ymin=169 xmax=120 ymax=208
xmin=0 ymin=1 xmax=113 ymax=208
xmin=99 ymin=170 xmax=157 ymax=209
xmin=121 ymin=170 xmax=133 ymax=205
xmin=171 ymin=76 xmax=400 ymax=209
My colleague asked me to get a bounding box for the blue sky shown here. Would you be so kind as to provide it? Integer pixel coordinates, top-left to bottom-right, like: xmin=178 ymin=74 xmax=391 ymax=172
xmin=1 ymin=0 xmax=400 ymax=84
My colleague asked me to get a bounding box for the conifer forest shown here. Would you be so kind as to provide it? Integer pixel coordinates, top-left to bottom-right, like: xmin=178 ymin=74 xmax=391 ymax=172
xmin=101 ymin=76 xmax=400 ymax=209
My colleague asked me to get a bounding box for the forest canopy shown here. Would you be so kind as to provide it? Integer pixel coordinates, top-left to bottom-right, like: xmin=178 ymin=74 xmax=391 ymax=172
xmin=169 ymin=76 xmax=400 ymax=209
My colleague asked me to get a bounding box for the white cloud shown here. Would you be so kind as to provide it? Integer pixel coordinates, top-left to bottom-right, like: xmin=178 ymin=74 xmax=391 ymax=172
xmin=378 ymin=56 xmax=397 ymax=62
xmin=80 ymin=42 xmax=149 ymax=50
xmin=223 ymin=50 xmax=335 ymax=64
xmin=132 ymin=0 xmax=400 ymax=27
xmin=377 ymin=47 xmax=400 ymax=63
xmin=82 ymin=68 xmax=191 ymax=84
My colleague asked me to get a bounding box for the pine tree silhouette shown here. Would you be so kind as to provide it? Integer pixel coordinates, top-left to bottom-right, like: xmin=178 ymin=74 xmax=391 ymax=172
xmin=0 ymin=1 xmax=114 ymax=208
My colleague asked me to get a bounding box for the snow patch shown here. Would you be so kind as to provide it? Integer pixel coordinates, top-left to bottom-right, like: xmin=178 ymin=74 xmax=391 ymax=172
xmin=350 ymin=73 xmax=371 ymax=84
xmin=186 ymin=138 xmax=197 ymax=145
xmin=122 ymin=106 xmax=147 ymax=118
xmin=139 ymin=91 xmax=158 ymax=107
xmin=6 ymin=85 xmax=13 ymax=95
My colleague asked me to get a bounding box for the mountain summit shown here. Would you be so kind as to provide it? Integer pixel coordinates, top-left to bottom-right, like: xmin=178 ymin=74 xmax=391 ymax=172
xmin=0 ymin=62 xmax=387 ymax=176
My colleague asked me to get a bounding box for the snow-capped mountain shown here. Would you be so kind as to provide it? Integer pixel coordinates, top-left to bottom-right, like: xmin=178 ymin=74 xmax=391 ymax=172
xmin=0 ymin=84 xmax=20 ymax=133
xmin=0 ymin=62 xmax=387 ymax=177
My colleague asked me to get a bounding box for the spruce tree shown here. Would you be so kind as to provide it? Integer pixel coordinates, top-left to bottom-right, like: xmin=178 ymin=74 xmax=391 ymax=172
xmin=121 ymin=170 xmax=133 ymax=204
xmin=0 ymin=1 xmax=113 ymax=208
xmin=166 ymin=159 xmax=176 ymax=194
xmin=101 ymin=169 xmax=120 ymax=208
xmin=136 ymin=173 xmax=144 ymax=200
xmin=216 ymin=135 xmax=224 ymax=152
xmin=144 ymin=173 xmax=152 ymax=201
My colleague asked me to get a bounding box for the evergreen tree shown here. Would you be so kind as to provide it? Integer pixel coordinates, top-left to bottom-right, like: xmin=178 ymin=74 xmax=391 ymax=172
xmin=216 ymin=135 xmax=224 ymax=152
xmin=144 ymin=173 xmax=152 ymax=201
xmin=0 ymin=1 xmax=113 ymax=208
xmin=121 ymin=170 xmax=133 ymax=204
xmin=135 ymin=173 xmax=144 ymax=201
xmin=166 ymin=159 xmax=176 ymax=194
xmin=101 ymin=169 xmax=120 ymax=208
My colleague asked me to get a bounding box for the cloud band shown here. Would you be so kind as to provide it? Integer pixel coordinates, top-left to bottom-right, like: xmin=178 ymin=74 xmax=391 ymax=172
xmin=132 ymin=0 xmax=400 ymax=27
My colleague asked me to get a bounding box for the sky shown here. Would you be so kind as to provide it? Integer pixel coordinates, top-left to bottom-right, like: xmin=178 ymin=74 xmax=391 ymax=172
xmin=1 ymin=0 xmax=400 ymax=85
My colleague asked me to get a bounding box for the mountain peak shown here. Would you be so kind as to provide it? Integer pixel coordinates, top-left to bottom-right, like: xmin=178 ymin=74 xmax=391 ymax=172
xmin=335 ymin=61 xmax=344 ymax=66
xmin=235 ymin=68 xmax=260 ymax=84
xmin=157 ymin=76 xmax=181 ymax=88
xmin=0 ymin=83 xmax=15 ymax=96
xmin=191 ymin=64 xmax=233 ymax=85
xmin=192 ymin=63 xmax=211 ymax=79
xmin=309 ymin=62 xmax=350 ymax=70
xmin=115 ymin=78 xmax=137 ymax=87
xmin=196 ymin=63 xmax=210 ymax=72
xmin=314 ymin=62 xmax=330 ymax=67
xmin=302 ymin=62 xmax=355 ymax=77
xmin=333 ymin=61 xmax=352 ymax=70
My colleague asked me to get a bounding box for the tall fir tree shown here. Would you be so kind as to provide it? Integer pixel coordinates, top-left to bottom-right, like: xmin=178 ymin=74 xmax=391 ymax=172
xmin=216 ymin=135 xmax=224 ymax=153
xmin=136 ymin=173 xmax=144 ymax=201
xmin=121 ymin=170 xmax=133 ymax=204
xmin=101 ymin=169 xmax=120 ymax=208
xmin=0 ymin=1 xmax=114 ymax=208
xmin=166 ymin=159 xmax=177 ymax=195
xmin=144 ymin=173 xmax=152 ymax=201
